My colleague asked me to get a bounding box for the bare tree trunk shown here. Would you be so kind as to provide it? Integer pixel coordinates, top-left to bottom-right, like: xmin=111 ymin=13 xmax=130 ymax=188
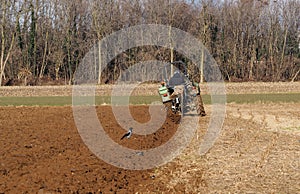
xmin=98 ymin=40 xmax=102 ymax=84
xmin=0 ymin=26 xmax=5 ymax=86
xmin=278 ymin=28 xmax=288 ymax=80
xmin=291 ymin=69 xmax=300 ymax=82
xmin=168 ymin=10 xmax=174 ymax=75
xmin=268 ymin=31 xmax=274 ymax=79
xmin=39 ymin=31 xmax=49 ymax=78
xmin=199 ymin=2 xmax=209 ymax=83
xmin=200 ymin=48 xmax=204 ymax=83
xmin=249 ymin=42 xmax=256 ymax=80
xmin=0 ymin=1 xmax=15 ymax=86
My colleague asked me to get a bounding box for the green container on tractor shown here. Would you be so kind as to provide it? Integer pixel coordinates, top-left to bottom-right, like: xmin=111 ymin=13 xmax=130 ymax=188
xmin=158 ymin=85 xmax=172 ymax=103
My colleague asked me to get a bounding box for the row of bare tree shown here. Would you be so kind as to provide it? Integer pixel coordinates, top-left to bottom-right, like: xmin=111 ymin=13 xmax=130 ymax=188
xmin=0 ymin=0 xmax=299 ymax=85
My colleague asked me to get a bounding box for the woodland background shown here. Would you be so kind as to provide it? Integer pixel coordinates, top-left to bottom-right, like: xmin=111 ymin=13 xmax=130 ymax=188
xmin=0 ymin=0 xmax=299 ymax=86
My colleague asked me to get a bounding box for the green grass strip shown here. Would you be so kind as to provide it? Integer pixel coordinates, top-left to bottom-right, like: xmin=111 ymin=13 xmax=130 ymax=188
xmin=225 ymin=93 xmax=300 ymax=104
xmin=0 ymin=96 xmax=72 ymax=106
xmin=0 ymin=93 xmax=299 ymax=106
xmin=0 ymin=96 xmax=162 ymax=106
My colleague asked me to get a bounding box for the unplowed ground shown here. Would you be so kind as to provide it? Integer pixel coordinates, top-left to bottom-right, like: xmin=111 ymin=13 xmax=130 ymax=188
xmin=0 ymin=102 xmax=299 ymax=193
xmin=155 ymin=103 xmax=300 ymax=193
xmin=1 ymin=82 xmax=300 ymax=96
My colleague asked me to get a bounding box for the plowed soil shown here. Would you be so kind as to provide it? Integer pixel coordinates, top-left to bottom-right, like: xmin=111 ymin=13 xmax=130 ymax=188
xmin=0 ymin=105 xmax=181 ymax=193
xmin=1 ymin=103 xmax=299 ymax=193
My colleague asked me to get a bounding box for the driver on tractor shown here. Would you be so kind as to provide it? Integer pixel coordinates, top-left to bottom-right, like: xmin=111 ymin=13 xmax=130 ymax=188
xmin=167 ymin=70 xmax=185 ymax=113
xmin=168 ymin=70 xmax=185 ymax=98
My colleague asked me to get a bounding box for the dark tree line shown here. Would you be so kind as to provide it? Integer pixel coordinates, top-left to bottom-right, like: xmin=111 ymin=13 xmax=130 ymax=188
xmin=0 ymin=0 xmax=299 ymax=86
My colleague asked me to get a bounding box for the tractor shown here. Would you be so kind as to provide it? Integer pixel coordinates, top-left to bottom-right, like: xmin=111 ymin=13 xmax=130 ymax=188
xmin=158 ymin=61 xmax=199 ymax=115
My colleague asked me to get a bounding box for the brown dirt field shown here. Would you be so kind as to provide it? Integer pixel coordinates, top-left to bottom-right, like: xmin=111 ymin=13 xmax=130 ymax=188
xmin=0 ymin=103 xmax=299 ymax=193
xmin=0 ymin=105 xmax=181 ymax=193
